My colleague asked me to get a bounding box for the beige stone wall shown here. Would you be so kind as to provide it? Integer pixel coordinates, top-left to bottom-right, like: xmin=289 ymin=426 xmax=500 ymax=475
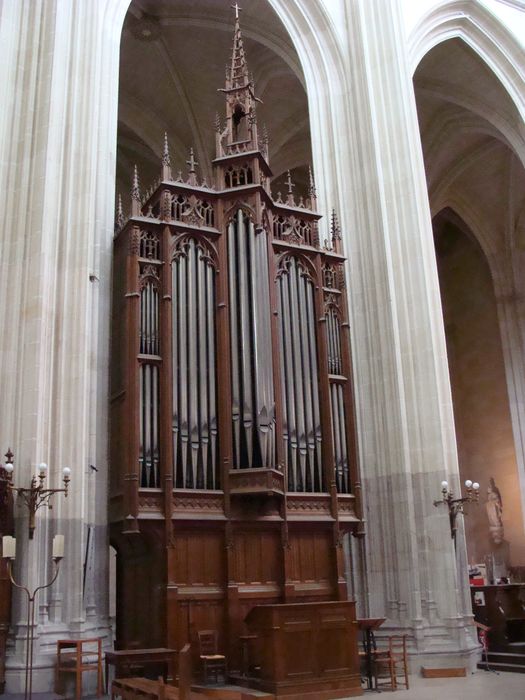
xmin=436 ymin=221 xmax=525 ymax=569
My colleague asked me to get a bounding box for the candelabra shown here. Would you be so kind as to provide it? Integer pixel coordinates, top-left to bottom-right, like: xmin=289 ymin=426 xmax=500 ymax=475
xmin=0 ymin=449 xmax=70 ymax=538
xmin=434 ymin=479 xmax=480 ymax=547
xmin=2 ymin=534 xmax=64 ymax=700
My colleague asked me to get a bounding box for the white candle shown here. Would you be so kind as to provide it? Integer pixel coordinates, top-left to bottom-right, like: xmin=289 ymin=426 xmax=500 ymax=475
xmin=52 ymin=534 xmax=65 ymax=559
xmin=2 ymin=535 xmax=16 ymax=559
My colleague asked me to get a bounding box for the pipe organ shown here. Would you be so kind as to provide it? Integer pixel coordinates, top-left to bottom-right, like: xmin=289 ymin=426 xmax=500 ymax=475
xmin=110 ymin=10 xmax=363 ymax=673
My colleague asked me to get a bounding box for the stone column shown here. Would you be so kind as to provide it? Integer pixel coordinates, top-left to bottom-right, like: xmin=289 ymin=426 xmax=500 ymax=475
xmin=272 ymin=0 xmax=480 ymax=667
xmin=0 ymin=0 xmax=116 ymax=690
xmin=337 ymin=0 xmax=478 ymax=666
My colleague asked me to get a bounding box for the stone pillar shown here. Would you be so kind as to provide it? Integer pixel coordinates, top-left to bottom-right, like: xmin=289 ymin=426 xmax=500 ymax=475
xmin=272 ymin=0 xmax=479 ymax=667
xmin=0 ymin=0 xmax=116 ymax=690
xmin=335 ymin=0 xmax=478 ymax=667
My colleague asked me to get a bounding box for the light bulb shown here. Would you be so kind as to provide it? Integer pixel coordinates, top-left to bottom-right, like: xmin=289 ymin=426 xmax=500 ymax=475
xmin=38 ymin=462 xmax=48 ymax=474
xmin=465 ymin=479 xmax=473 ymax=488
xmin=472 ymin=482 xmax=480 ymax=491
xmin=441 ymin=480 xmax=448 ymax=490
xmin=62 ymin=467 xmax=71 ymax=477
xmin=4 ymin=463 xmax=13 ymax=474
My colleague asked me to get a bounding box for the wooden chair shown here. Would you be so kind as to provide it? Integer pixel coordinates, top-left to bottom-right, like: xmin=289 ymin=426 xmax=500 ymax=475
xmin=197 ymin=630 xmax=227 ymax=685
xmin=374 ymin=635 xmax=409 ymax=691
xmin=55 ymin=637 xmax=104 ymax=700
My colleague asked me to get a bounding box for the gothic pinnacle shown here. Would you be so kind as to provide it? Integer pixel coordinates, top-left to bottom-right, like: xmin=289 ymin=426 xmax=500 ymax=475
xmin=161 ymin=132 xmax=172 ymax=180
xmin=307 ymin=166 xmax=317 ymax=211
xmin=131 ymin=165 xmax=140 ymax=200
xmin=162 ymin=132 xmax=171 ymax=167
xmin=116 ymin=193 xmax=125 ymax=230
xmin=331 ymin=209 xmax=342 ymax=253
xmin=131 ymin=165 xmax=141 ymax=216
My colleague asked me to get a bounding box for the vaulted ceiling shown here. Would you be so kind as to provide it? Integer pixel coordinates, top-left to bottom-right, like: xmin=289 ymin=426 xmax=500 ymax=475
xmin=414 ymin=38 xmax=525 ymax=266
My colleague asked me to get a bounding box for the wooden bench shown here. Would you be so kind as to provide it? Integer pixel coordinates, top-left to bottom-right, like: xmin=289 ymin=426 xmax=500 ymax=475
xmin=111 ymin=676 xmax=178 ymax=700
xmin=111 ymin=644 xmax=191 ymax=700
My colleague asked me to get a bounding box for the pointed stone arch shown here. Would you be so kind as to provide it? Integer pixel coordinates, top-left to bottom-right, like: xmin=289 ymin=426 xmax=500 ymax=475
xmin=408 ymin=0 xmax=525 ymax=122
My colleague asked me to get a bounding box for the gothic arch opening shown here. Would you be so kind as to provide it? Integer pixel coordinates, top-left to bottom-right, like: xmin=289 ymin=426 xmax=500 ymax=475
xmin=414 ymin=37 xmax=525 ymax=577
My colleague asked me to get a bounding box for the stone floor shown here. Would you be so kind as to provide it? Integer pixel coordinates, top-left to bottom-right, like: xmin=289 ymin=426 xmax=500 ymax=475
xmin=3 ymin=671 xmax=524 ymax=700
xmin=382 ymin=670 xmax=524 ymax=699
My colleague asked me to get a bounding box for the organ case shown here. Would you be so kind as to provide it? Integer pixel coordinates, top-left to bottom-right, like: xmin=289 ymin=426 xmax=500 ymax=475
xmin=110 ymin=10 xmax=363 ymax=673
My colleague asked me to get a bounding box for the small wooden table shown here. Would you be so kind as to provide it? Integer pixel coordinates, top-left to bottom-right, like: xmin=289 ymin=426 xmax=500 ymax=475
xmin=357 ymin=618 xmax=386 ymax=691
xmin=105 ymin=648 xmax=177 ymax=692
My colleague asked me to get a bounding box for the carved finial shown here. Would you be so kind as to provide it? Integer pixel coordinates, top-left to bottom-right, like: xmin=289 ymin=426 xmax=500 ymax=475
xmin=4 ymin=448 xmax=14 ymax=464
xmin=331 ymin=209 xmax=342 ymax=253
xmin=131 ymin=165 xmax=141 ymax=216
xmin=308 ymin=165 xmax=317 ymax=211
xmin=116 ymin=193 xmax=125 ymax=230
xmin=162 ymin=132 xmax=170 ymax=166
xmin=186 ymin=148 xmax=199 ymax=186
xmin=186 ymin=148 xmax=198 ymax=174
xmin=161 ymin=133 xmax=172 ymax=180
xmin=131 ymin=165 xmax=140 ymax=200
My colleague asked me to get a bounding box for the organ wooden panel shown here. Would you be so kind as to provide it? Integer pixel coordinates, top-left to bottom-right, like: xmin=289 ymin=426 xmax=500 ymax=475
xmin=109 ymin=8 xmax=363 ymax=685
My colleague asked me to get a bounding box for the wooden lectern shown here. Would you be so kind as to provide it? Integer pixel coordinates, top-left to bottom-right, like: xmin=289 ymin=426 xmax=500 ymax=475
xmin=245 ymin=600 xmax=362 ymax=699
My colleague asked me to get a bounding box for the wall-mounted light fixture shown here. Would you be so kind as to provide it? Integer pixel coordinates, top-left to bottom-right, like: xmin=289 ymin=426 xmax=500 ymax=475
xmin=0 ymin=449 xmax=70 ymax=538
xmin=434 ymin=479 xmax=480 ymax=547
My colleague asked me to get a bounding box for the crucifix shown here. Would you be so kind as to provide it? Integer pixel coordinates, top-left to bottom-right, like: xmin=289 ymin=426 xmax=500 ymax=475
xmin=231 ymin=2 xmax=242 ymax=19
xmin=186 ymin=148 xmax=198 ymax=173
xmin=285 ymin=170 xmax=295 ymax=195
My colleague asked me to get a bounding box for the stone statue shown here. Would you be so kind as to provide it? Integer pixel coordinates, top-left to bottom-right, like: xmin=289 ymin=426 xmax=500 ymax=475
xmin=486 ymin=477 xmax=504 ymax=545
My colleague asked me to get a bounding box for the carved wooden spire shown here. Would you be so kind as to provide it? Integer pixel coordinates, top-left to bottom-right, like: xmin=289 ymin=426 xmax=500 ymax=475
xmin=161 ymin=132 xmax=172 ymax=180
xmin=131 ymin=165 xmax=141 ymax=216
xmin=229 ymin=3 xmax=249 ymax=90
xmin=217 ymin=5 xmax=261 ymax=156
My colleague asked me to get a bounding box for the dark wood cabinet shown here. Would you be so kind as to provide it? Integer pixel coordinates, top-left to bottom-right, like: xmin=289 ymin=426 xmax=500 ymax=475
xmin=245 ymin=601 xmax=362 ymax=699
xmin=471 ymin=584 xmax=525 ymax=651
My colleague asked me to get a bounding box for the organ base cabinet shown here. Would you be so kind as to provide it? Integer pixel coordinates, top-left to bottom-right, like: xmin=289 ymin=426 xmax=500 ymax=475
xmin=245 ymin=601 xmax=362 ymax=699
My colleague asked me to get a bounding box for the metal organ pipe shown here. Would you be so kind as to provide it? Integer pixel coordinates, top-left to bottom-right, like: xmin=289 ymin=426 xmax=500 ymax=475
xmin=278 ymin=257 xmax=322 ymax=492
xmin=228 ymin=210 xmax=275 ymax=469
xmin=172 ymin=239 xmax=218 ymax=489
xmin=326 ymin=305 xmax=350 ymax=493
xmin=139 ymin=279 xmax=160 ymax=487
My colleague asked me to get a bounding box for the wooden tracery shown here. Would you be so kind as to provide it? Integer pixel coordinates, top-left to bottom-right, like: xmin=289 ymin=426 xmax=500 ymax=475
xmin=110 ymin=9 xmax=363 ymax=670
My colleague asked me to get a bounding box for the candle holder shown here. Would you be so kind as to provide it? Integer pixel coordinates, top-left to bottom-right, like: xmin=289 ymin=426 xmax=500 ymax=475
xmin=0 ymin=449 xmax=71 ymax=539
xmin=2 ymin=535 xmax=64 ymax=700
xmin=434 ymin=479 xmax=480 ymax=548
